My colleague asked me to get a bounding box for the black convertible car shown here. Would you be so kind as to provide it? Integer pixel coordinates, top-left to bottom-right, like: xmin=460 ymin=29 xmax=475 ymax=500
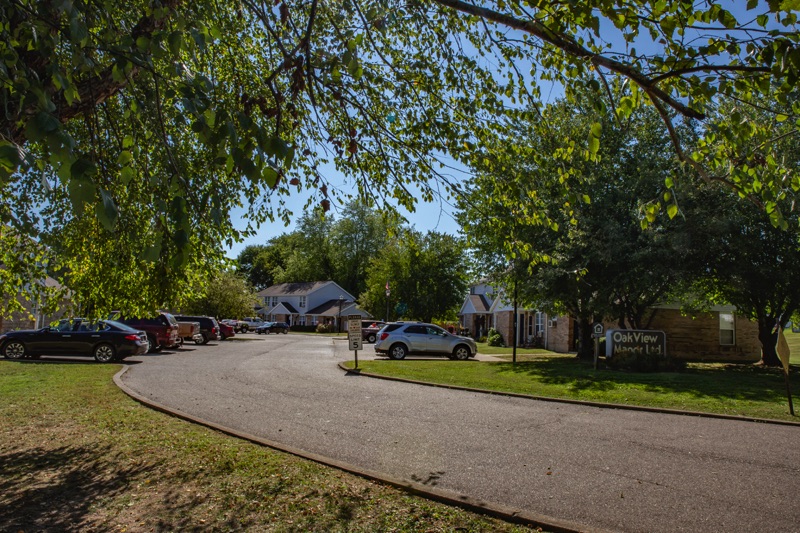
xmin=0 ymin=319 xmax=150 ymax=363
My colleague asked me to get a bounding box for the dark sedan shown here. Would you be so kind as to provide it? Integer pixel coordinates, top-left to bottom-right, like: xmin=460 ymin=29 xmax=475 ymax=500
xmin=255 ymin=321 xmax=290 ymax=334
xmin=0 ymin=319 xmax=149 ymax=363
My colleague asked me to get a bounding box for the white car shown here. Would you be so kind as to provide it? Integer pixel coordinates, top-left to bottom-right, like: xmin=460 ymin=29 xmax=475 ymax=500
xmin=374 ymin=322 xmax=477 ymax=360
xmin=239 ymin=317 xmax=265 ymax=332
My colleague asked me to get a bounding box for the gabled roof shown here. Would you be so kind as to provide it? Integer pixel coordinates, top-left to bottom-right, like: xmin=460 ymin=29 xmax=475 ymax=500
xmin=257 ymin=281 xmax=333 ymax=297
xmin=307 ymin=299 xmax=354 ymax=316
xmin=459 ymin=293 xmax=493 ymax=315
xmin=269 ymin=302 xmax=299 ymax=315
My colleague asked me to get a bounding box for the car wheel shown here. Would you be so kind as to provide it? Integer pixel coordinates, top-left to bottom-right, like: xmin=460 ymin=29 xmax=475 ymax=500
xmin=201 ymin=334 xmax=210 ymax=345
xmin=93 ymin=343 xmax=117 ymax=363
xmin=367 ymin=333 xmax=377 ymax=343
xmin=282 ymin=329 xmax=288 ymax=334
xmin=453 ymin=345 xmax=471 ymax=361
xmin=147 ymin=334 xmax=162 ymax=353
xmin=389 ymin=343 xmax=407 ymax=360
xmin=242 ymin=325 xmax=249 ymax=333
xmin=3 ymin=341 xmax=26 ymax=360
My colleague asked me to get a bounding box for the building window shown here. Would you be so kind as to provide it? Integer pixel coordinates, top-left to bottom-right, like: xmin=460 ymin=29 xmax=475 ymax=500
xmin=272 ymin=297 xmax=278 ymax=307
xmin=299 ymin=315 xmax=306 ymax=326
xmin=527 ymin=314 xmax=533 ymax=337
xmin=535 ymin=312 xmax=544 ymax=335
xmin=299 ymin=296 xmax=306 ymax=308
xmin=720 ymin=313 xmax=735 ymax=345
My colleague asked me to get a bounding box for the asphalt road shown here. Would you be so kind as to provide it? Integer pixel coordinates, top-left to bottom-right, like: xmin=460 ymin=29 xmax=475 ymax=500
xmin=119 ymin=334 xmax=800 ymax=532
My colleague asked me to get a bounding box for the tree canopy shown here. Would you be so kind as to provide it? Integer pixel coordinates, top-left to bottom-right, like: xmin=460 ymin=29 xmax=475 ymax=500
xmin=2 ymin=1 xmax=798 ymax=315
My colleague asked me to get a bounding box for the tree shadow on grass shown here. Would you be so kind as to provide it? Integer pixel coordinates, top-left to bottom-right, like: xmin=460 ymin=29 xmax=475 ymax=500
xmin=0 ymin=444 xmax=153 ymax=531
xmin=495 ymin=356 xmax=800 ymax=403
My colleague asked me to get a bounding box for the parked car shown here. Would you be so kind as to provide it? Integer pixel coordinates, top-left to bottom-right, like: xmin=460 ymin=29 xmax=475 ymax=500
xmin=218 ymin=321 xmax=235 ymax=340
xmin=361 ymin=320 xmax=386 ymax=344
xmin=0 ymin=319 xmax=149 ymax=362
xmin=255 ymin=321 xmax=290 ymax=334
xmin=374 ymin=322 xmax=477 ymax=360
xmin=112 ymin=311 xmax=180 ymax=352
xmin=239 ymin=317 xmax=265 ymax=332
xmin=177 ymin=320 xmax=203 ymax=345
xmin=221 ymin=319 xmax=248 ymax=333
xmin=173 ymin=315 xmax=221 ymax=344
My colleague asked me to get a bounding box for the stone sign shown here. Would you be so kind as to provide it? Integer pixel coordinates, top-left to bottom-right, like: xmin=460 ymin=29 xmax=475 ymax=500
xmin=605 ymin=329 xmax=666 ymax=358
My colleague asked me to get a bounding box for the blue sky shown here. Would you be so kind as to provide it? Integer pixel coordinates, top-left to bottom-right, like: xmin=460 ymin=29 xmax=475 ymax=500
xmin=225 ymin=174 xmax=464 ymax=260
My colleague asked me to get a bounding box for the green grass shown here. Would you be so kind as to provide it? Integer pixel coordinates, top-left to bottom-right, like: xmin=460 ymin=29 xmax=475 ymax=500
xmin=0 ymin=361 xmax=536 ymax=532
xmin=347 ymin=353 xmax=800 ymax=422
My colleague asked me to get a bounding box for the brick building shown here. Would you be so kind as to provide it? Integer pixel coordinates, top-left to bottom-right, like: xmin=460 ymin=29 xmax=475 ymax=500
xmin=0 ymin=276 xmax=71 ymax=333
xmin=459 ymin=282 xmax=762 ymax=361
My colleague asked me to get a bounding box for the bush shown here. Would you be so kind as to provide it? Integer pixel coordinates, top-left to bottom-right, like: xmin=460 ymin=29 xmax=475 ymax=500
xmin=315 ymin=323 xmax=333 ymax=333
xmin=487 ymin=328 xmax=504 ymax=347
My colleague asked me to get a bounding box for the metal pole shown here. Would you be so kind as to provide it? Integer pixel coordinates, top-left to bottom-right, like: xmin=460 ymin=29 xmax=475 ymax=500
xmin=512 ymin=279 xmax=518 ymax=365
xmin=385 ymin=289 xmax=390 ymax=322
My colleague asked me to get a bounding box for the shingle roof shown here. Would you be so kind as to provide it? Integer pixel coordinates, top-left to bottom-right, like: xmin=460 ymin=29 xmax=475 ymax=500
xmin=257 ymin=281 xmax=331 ymax=297
xmin=307 ymin=299 xmax=353 ymax=316
xmin=469 ymin=294 xmax=492 ymax=313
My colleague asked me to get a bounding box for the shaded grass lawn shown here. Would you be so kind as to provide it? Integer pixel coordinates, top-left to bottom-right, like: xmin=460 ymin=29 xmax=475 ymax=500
xmin=347 ymin=353 xmax=800 ymax=423
xmin=0 ymin=361 xmax=535 ymax=533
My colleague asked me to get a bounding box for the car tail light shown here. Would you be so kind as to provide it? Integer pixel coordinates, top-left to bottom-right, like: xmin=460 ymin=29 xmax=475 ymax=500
xmin=124 ymin=334 xmax=139 ymax=341
xmin=213 ymin=327 xmax=219 ymax=334
xmin=380 ymin=332 xmax=389 ymax=341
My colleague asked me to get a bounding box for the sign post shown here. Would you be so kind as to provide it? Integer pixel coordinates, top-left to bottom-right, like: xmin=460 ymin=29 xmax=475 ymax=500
xmin=347 ymin=314 xmax=363 ymax=369
xmin=592 ymin=323 xmax=604 ymax=370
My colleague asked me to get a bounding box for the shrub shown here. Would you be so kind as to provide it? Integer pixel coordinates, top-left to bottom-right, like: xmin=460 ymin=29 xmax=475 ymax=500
xmin=315 ymin=323 xmax=333 ymax=333
xmin=487 ymin=328 xmax=504 ymax=347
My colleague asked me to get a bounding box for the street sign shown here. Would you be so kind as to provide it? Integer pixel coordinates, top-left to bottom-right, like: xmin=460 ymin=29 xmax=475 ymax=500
xmin=592 ymin=323 xmax=604 ymax=338
xmin=348 ymin=314 xmax=363 ymax=351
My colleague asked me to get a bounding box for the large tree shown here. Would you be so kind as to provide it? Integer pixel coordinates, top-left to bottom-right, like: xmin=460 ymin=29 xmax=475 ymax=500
xmin=2 ymin=1 xmax=798 ymax=316
xmin=459 ymin=96 xmax=703 ymax=357
xmin=360 ymin=229 xmax=468 ymax=323
xmin=183 ymin=270 xmax=260 ymax=320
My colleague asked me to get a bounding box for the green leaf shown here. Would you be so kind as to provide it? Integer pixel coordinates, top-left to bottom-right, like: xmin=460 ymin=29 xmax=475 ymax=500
xmin=588 ymin=122 xmax=601 ymax=158
xmin=96 ymin=189 xmax=119 ymax=230
xmin=67 ymin=178 xmax=95 ymax=211
xmin=140 ymin=242 xmax=162 ymax=263
xmin=26 ymin=112 xmax=61 ymax=141
xmin=120 ymin=166 xmax=136 ymax=184
xmin=168 ymin=31 xmax=183 ymax=56
xmin=262 ymin=165 xmax=279 ymax=188
xmin=0 ymin=142 xmax=22 ymax=171
xmin=71 ymin=158 xmax=97 ymax=180
xmin=347 ymin=58 xmax=363 ymax=79
xmin=667 ymin=203 xmax=678 ymax=218
xmin=136 ymin=36 xmax=150 ymax=51
xmin=117 ymin=150 xmax=133 ymax=166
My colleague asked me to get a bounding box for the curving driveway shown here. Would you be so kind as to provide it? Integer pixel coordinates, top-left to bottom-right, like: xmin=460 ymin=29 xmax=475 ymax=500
xmin=119 ymin=334 xmax=800 ymax=532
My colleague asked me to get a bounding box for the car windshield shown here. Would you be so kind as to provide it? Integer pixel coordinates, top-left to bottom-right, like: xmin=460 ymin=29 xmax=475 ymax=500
xmin=163 ymin=313 xmax=178 ymax=326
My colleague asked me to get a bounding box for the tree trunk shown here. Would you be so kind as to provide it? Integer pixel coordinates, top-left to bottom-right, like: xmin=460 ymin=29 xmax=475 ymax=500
xmin=757 ymin=322 xmax=781 ymax=366
xmin=575 ymin=317 xmax=594 ymax=360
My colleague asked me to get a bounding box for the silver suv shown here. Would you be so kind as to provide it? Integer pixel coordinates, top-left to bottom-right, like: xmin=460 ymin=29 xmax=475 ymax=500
xmin=374 ymin=322 xmax=477 ymax=360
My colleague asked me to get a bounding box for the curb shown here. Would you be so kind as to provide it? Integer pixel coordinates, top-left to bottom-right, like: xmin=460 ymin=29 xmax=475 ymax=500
xmin=113 ymin=366 xmax=598 ymax=533
xmin=338 ymin=363 xmax=800 ymax=428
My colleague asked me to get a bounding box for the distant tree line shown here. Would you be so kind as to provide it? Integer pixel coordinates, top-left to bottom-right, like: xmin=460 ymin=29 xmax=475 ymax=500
xmin=235 ymin=201 xmax=469 ymax=323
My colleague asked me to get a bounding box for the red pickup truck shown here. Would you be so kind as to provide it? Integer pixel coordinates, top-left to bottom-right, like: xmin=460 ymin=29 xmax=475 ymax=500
xmin=112 ymin=312 xmax=180 ymax=352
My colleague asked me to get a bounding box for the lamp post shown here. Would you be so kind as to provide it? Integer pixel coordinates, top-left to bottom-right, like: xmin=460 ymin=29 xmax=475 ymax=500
xmin=385 ymin=281 xmax=391 ymax=322
xmin=337 ymin=295 xmax=344 ymax=334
